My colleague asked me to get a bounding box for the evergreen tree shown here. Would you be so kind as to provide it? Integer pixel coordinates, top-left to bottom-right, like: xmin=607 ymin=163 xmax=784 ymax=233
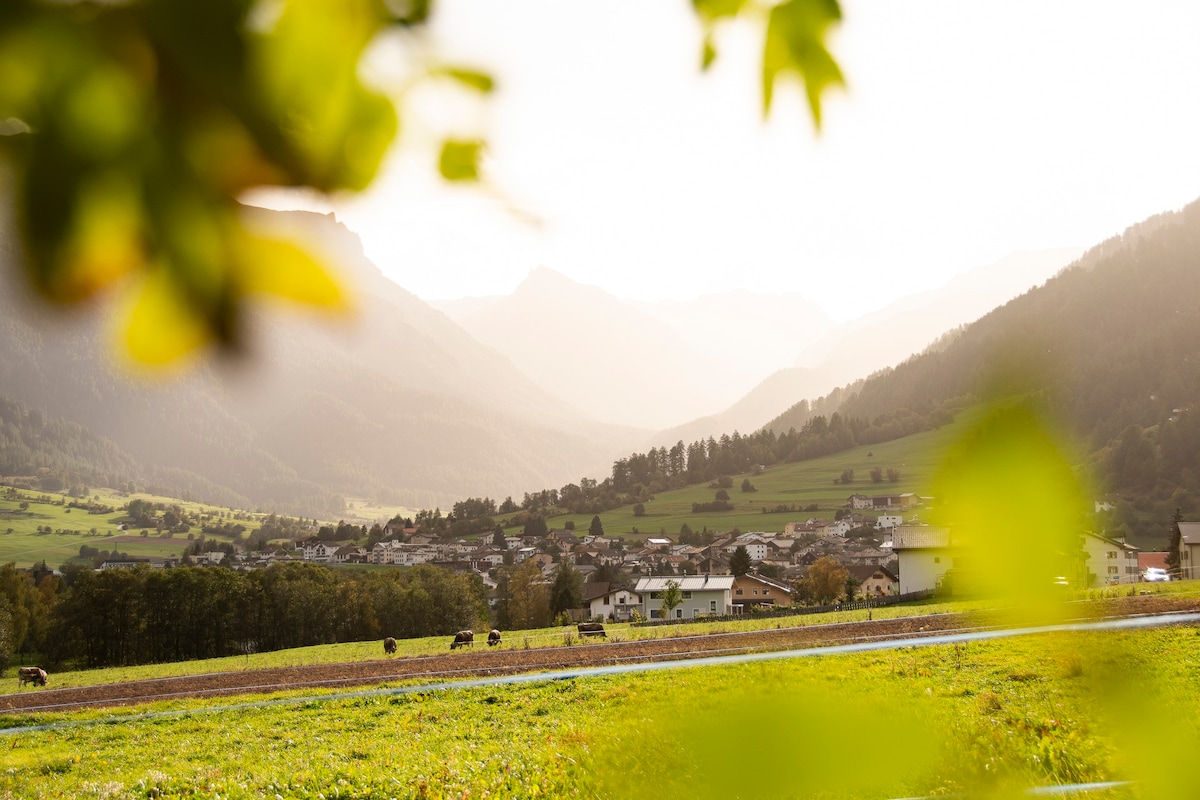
xmin=523 ymin=515 xmax=548 ymax=539
xmin=1167 ymin=508 xmax=1183 ymax=577
xmin=549 ymin=560 xmax=584 ymax=617
xmin=589 ymin=515 xmax=604 ymax=538
xmin=730 ymin=545 xmax=752 ymax=576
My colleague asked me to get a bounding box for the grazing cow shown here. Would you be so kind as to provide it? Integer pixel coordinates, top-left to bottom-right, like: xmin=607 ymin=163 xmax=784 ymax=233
xmin=577 ymin=622 xmax=607 ymax=638
xmin=450 ymin=630 xmax=474 ymax=650
xmin=17 ymin=667 xmax=47 ymax=688
xmin=487 ymin=629 xmax=502 ymax=647
xmin=383 ymin=637 xmax=397 ymax=655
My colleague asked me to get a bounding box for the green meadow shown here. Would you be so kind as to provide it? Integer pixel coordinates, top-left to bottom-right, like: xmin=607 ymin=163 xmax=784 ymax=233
xmin=8 ymin=595 xmax=987 ymax=691
xmin=0 ymin=488 xmax=266 ymax=568
xmin=3 ymin=621 xmax=1197 ymax=799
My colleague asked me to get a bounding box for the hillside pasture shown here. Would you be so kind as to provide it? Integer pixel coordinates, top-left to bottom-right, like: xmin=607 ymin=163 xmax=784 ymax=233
xmin=0 ymin=488 xmax=267 ymax=568
xmin=557 ymin=410 xmax=981 ymax=539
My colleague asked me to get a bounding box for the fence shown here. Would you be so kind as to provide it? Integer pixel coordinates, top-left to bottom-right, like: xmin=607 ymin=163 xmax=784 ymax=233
xmin=630 ymin=589 xmax=935 ymax=627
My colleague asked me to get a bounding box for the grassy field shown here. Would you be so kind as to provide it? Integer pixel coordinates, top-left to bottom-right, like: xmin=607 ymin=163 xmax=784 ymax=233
xmin=3 ymin=595 xmax=986 ymax=690
xmin=3 ymin=616 xmax=1197 ymax=798
xmin=0 ymin=487 xmax=420 ymax=569
xmin=340 ymin=497 xmax=419 ymax=527
xmin=556 ymin=409 xmax=984 ymax=539
xmin=0 ymin=487 xmax=266 ymax=568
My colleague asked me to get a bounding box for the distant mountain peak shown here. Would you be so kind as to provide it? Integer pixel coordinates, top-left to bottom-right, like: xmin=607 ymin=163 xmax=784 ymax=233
xmin=516 ymin=265 xmax=596 ymax=295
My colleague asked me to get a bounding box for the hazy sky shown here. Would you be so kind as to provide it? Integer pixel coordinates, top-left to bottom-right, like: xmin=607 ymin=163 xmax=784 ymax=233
xmin=254 ymin=0 xmax=1200 ymax=323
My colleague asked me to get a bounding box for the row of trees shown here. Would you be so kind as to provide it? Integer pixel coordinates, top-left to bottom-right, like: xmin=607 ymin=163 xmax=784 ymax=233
xmin=493 ymin=560 xmax=584 ymax=631
xmin=0 ymin=562 xmax=487 ymax=670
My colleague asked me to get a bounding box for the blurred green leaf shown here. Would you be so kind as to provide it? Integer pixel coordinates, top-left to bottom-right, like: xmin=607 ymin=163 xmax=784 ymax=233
xmin=929 ymin=402 xmax=1090 ymax=626
xmin=692 ymin=0 xmax=747 ymax=23
xmin=236 ymin=231 xmax=351 ymax=312
xmin=763 ymin=0 xmax=844 ymax=128
xmin=120 ymin=269 xmax=212 ymax=368
xmin=701 ymin=33 xmax=718 ymax=70
xmin=0 ymin=0 xmax=403 ymax=364
xmin=257 ymin=0 xmax=398 ymax=191
xmin=436 ymin=66 xmax=495 ymax=94
xmin=438 ymin=138 xmax=483 ymax=182
xmin=597 ymin=679 xmax=939 ymax=798
xmin=385 ymin=0 xmax=432 ymax=27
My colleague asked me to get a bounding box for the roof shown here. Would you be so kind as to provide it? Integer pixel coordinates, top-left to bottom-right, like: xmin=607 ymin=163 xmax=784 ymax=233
xmin=846 ymin=564 xmax=898 ymax=583
xmin=1179 ymin=521 xmax=1200 ymax=546
xmin=582 ymin=581 xmax=639 ymax=602
xmin=735 ymin=573 xmax=793 ymax=593
xmin=581 ymin=582 xmax=610 ymax=602
xmin=1138 ymin=552 xmax=1169 ymax=571
xmin=889 ymin=525 xmax=952 ymax=550
xmin=634 ymin=574 xmax=735 ymax=592
xmin=1082 ymin=530 xmax=1139 ymax=551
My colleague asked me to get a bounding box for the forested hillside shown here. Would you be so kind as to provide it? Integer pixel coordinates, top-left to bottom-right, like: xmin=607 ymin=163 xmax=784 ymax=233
xmin=780 ymin=200 xmax=1200 ymax=540
xmin=569 ymin=200 xmax=1199 ymax=544
xmin=0 ymin=397 xmax=143 ymax=494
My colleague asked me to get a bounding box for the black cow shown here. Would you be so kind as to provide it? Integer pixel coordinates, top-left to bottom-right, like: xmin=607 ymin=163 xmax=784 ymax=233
xmin=487 ymin=629 xmax=502 ymax=647
xmin=577 ymin=622 xmax=607 ymax=638
xmin=18 ymin=667 xmax=47 ymax=687
xmin=383 ymin=637 xmax=397 ymax=655
xmin=450 ymin=630 xmax=474 ymax=650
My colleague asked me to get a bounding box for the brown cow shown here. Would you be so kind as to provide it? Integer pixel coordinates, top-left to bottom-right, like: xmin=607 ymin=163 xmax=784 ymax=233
xmin=383 ymin=637 xmax=397 ymax=655
xmin=18 ymin=667 xmax=47 ymax=687
xmin=487 ymin=629 xmax=502 ymax=647
xmin=577 ymin=622 xmax=607 ymax=638
xmin=450 ymin=630 xmax=474 ymax=650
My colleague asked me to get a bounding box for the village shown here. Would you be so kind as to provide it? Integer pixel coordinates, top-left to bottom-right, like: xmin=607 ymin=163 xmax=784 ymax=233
xmin=99 ymin=492 xmax=1179 ymax=624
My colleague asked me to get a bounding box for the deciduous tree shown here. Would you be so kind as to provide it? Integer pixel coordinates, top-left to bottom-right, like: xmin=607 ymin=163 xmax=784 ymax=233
xmin=659 ymin=579 xmax=684 ymax=620
xmin=507 ymin=559 xmax=550 ymax=630
xmin=806 ymin=556 xmax=849 ymax=605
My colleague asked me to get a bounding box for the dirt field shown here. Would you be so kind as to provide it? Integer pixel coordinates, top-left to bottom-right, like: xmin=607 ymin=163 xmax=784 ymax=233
xmin=3 ymin=594 xmax=1196 ymax=716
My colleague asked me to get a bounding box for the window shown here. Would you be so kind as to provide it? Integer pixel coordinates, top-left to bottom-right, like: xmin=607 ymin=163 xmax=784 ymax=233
xmin=675 ymin=609 xmax=683 ymax=619
xmin=683 ymin=592 xmax=692 ymax=599
xmin=934 ymin=556 xmax=941 ymax=564
xmin=736 ymin=588 xmax=743 ymax=595
xmin=710 ymin=600 xmax=717 ymax=612
xmin=1107 ymin=566 xmax=1119 ymax=574
xmin=1107 ymin=551 xmax=1117 ymax=559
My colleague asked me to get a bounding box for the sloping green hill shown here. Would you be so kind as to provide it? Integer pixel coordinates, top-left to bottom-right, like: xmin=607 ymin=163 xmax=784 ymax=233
xmin=559 ymin=410 xmax=983 ymax=538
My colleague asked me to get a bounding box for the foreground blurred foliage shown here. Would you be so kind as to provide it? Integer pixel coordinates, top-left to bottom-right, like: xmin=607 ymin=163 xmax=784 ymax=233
xmin=0 ymin=0 xmax=842 ymax=366
xmin=0 ymin=0 xmax=416 ymax=364
xmin=930 ymin=401 xmax=1091 ymax=626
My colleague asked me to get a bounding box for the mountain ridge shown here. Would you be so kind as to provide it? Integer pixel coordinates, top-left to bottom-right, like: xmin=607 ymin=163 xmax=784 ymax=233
xmin=0 ymin=207 xmax=644 ymax=514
